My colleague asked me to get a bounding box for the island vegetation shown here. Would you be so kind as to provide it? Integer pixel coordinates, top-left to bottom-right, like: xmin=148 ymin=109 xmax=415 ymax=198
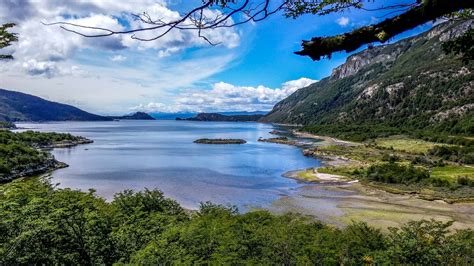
xmin=0 ymin=130 xmax=92 ymax=183
xmin=1 ymin=177 xmax=473 ymax=265
xmin=194 ymin=138 xmax=246 ymax=144
xmin=0 ymin=121 xmax=15 ymax=129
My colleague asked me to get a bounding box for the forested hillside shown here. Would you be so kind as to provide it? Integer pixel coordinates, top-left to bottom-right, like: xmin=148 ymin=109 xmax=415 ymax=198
xmin=0 ymin=89 xmax=111 ymax=121
xmin=262 ymin=20 xmax=473 ymax=140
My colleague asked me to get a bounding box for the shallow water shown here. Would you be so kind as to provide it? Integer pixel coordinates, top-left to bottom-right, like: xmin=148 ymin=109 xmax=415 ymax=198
xmin=16 ymin=120 xmax=322 ymax=210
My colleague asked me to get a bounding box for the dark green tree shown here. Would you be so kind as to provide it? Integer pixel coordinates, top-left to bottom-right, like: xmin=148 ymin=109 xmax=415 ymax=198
xmin=0 ymin=23 xmax=17 ymax=60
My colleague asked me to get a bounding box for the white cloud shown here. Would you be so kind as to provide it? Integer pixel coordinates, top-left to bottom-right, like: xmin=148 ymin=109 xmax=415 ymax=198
xmin=110 ymin=55 xmax=126 ymax=62
xmin=131 ymin=77 xmax=318 ymax=113
xmin=336 ymin=17 xmax=350 ymax=27
xmin=0 ymin=0 xmax=240 ymax=78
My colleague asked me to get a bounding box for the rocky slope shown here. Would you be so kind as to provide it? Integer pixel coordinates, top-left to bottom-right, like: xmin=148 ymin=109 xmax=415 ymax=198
xmin=261 ymin=20 xmax=473 ymax=136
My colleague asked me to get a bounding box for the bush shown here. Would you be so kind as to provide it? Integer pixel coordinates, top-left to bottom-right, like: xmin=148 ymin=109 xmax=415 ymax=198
xmin=457 ymin=176 xmax=474 ymax=187
xmin=365 ymin=162 xmax=430 ymax=184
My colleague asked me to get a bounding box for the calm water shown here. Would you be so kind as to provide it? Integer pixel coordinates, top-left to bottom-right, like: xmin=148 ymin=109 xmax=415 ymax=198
xmin=16 ymin=121 xmax=320 ymax=210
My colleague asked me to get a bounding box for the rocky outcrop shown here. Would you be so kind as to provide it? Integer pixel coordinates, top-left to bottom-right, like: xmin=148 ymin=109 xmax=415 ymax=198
xmin=330 ymin=19 xmax=473 ymax=80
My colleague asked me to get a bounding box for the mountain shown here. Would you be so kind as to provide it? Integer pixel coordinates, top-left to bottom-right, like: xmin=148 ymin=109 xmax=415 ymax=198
xmin=151 ymin=112 xmax=197 ymax=120
xmin=155 ymin=111 xmax=268 ymax=120
xmin=261 ymin=20 xmax=473 ymax=139
xmin=0 ymin=89 xmax=111 ymax=122
xmin=109 ymin=112 xmax=155 ymax=120
xmin=177 ymin=113 xmax=264 ymax=122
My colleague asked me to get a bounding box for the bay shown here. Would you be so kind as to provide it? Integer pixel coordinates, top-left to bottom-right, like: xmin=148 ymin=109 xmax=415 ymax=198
xmin=16 ymin=120 xmax=320 ymax=210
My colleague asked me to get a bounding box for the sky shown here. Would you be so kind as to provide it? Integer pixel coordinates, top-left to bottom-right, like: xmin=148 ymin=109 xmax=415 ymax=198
xmin=0 ymin=0 xmax=432 ymax=115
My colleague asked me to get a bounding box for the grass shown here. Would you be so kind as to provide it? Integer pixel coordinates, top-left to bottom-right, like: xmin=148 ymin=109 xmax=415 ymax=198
xmin=431 ymin=166 xmax=474 ymax=181
xmin=374 ymin=137 xmax=443 ymax=154
xmin=316 ymin=145 xmax=384 ymax=163
xmin=297 ymin=169 xmax=319 ymax=182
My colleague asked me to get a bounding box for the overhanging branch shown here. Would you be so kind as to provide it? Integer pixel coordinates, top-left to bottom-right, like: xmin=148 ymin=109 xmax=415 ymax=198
xmin=295 ymin=0 xmax=474 ymax=60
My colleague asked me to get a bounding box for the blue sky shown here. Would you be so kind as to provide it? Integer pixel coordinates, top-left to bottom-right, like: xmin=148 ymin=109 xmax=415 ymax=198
xmin=0 ymin=0 xmax=431 ymax=114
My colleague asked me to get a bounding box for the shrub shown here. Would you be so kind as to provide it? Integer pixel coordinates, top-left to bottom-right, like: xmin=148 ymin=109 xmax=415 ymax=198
xmin=365 ymin=163 xmax=430 ymax=184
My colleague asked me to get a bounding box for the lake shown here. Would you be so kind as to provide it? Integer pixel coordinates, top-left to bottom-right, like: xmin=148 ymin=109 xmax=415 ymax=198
xmin=16 ymin=120 xmax=320 ymax=210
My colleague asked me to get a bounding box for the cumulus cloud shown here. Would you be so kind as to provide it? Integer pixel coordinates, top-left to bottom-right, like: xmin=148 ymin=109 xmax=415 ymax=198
xmin=0 ymin=0 xmax=240 ymax=78
xmin=131 ymin=77 xmax=317 ymax=113
xmin=336 ymin=17 xmax=350 ymax=27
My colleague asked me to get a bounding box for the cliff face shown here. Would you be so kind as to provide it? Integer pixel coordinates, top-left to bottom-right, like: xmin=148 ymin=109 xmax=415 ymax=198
xmin=261 ymin=20 xmax=473 ymax=135
xmin=331 ymin=19 xmax=472 ymax=80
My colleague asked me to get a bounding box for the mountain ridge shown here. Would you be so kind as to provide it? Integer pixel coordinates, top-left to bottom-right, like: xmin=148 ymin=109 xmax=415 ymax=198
xmin=261 ymin=19 xmax=473 ymax=139
xmin=0 ymin=88 xmax=112 ymax=122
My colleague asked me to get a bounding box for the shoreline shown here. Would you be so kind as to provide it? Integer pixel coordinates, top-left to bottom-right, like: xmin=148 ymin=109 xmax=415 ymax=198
xmin=271 ymin=129 xmax=474 ymax=229
xmin=1 ymin=138 xmax=93 ymax=184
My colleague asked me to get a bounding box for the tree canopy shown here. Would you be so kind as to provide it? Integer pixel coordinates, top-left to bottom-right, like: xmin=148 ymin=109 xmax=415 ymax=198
xmin=46 ymin=0 xmax=474 ymax=60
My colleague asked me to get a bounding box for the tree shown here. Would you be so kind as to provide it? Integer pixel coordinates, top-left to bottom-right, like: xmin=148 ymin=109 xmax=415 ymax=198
xmin=0 ymin=23 xmax=18 ymax=60
xmin=45 ymin=0 xmax=474 ymax=60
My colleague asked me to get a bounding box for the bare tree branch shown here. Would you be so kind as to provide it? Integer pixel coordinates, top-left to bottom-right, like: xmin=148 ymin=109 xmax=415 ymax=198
xmin=43 ymin=0 xmax=474 ymax=61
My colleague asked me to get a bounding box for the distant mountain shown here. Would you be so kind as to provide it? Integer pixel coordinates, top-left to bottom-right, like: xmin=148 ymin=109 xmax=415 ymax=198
xmin=109 ymin=112 xmax=155 ymax=120
xmin=177 ymin=113 xmax=264 ymax=122
xmin=0 ymin=89 xmax=111 ymax=122
xmin=261 ymin=20 xmax=474 ymax=138
xmin=151 ymin=112 xmax=197 ymax=120
xmin=219 ymin=111 xmax=268 ymax=116
xmin=154 ymin=111 xmax=268 ymax=120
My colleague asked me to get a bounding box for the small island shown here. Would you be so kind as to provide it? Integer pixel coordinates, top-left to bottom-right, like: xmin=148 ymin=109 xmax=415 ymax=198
xmin=194 ymin=138 xmax=247 ymax=144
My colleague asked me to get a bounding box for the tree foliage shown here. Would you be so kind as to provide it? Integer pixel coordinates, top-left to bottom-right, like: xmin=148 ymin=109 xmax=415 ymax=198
xmin=0 ymin=23 xmax=17 ymax=60
xmin=0 ymin=177 xmax=473 ymax=264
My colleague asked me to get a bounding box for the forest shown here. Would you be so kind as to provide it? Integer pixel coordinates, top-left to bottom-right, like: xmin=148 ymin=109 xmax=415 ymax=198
xmin=0 ymin=177 xmax=473 ymax=265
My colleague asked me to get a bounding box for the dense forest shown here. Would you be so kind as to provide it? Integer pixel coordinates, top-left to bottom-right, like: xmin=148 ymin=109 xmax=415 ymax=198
xmin=0 ymin=177 xmax=473 ymax=265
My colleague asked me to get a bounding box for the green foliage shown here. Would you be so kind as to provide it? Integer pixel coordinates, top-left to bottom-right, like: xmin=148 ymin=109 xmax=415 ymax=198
xmin=443 ymin=28 xmax=474 ymax=64
xmin=0 ymin=23 xmax=17 ymax=60
xmin=0 ymin=130 xmax=88 ymax=182
xmin=1 ymin=178 xmax=473 ymax=264
xmin=366 ymin=162 xmax=430 ymax=184
xmin=0 ymin=121 xmax=15 ymax=129
xmin=428 ymin=145 xmax=474 ymax=164
xmin=381 ymin=220 xmax=474 ymax=264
